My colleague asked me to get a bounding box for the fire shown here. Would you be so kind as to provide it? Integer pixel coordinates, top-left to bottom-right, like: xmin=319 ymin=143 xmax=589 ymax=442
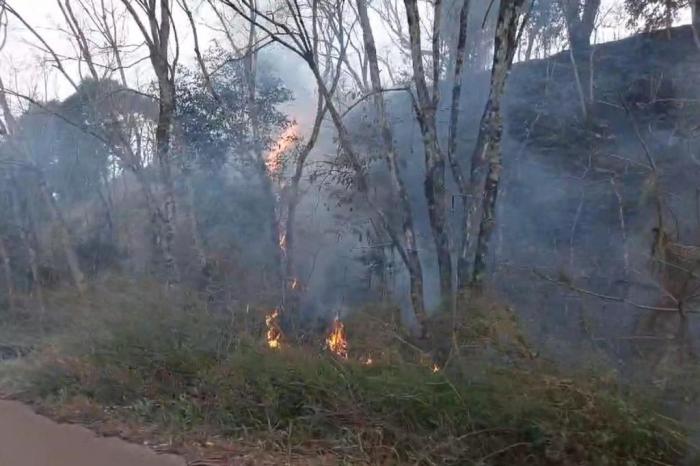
xmin=325 ymin=316 xmax=348 ymax=359
xmin=265 ymin=309 xmax=282 ymax=349
xmin=363 ymin=354 xmax=373 ymax=365
xmin=432 ymin=364 xmax=440 ymax=373
xmin=279 ymin=232 xmax=287 ymax=251
xmin=265 ymin=124 xmax=299 ymax=175
xmin=290 ymin=278 xmax=301 ymax=290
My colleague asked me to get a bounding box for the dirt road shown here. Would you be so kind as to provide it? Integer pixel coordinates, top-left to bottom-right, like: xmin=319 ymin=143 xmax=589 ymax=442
xmin=0 ymin=400 xmax=185 ymax=466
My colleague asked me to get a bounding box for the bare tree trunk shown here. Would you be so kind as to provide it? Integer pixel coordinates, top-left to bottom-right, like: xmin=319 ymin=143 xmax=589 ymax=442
xmin=357 ymin=0 xmax=428 ymax=336
xmin=404 ymin=0 xmax=453 ymax=301
xmin=447 ymin=0 xmax=471 ymax=292
xmin=692 ymin=0 xmax=700 ymax=48
xmin=0 ymin=235 xmax=15 ymax=311
xmin=569 ymin=47 xmax=588 ymax=120
xmin=525 ymin=31 xmax=536 ymax=61
xmin=472 ymin=0 xmax=528 ymax=285
xmin=122 ymin=0 xmax=181 ymax=286
xmin=560 ymin=0 xmax=600 ymax=57
xmin=306 ymin=65 xmax=429 ymax=326
xmin=243 ymin=3 xmax=283 ymax=290
xmin=156 ymin=82 xmax=181 ymax=286
xmin=284 ymin=95 xmax=325 ymax=293
xmin=559 ymin=0 xmax=599 ymax=119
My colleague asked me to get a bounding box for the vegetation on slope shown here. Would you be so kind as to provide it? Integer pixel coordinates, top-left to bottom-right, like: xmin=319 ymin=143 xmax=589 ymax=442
xmin=1 ymin=279 xmax=691 ymax=465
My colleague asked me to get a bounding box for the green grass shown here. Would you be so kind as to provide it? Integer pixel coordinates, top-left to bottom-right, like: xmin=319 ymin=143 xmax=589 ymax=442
xmin=2 ymin=280 xmax=693 ymax=465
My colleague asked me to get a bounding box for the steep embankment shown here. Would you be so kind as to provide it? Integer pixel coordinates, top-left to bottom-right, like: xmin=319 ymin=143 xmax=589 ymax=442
xmin=493 ymin=25 xmax=700 ymax=363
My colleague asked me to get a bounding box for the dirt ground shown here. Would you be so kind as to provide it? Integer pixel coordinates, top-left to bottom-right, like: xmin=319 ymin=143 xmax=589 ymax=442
xmin=0 ymin=400 xmax=185 ymax=466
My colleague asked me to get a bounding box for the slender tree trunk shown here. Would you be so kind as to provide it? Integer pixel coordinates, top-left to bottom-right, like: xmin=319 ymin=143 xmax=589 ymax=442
xmin=560 ymin=0 xmax=599 ymax=119
xmin=525 ymin=31 xmax=535 ymax=61
xmin=404 ymin=0 xmax=453 ymax=301
xmin=561 ymin=0 xmax=599 ymax=56
xmin=122 ymin=0 xmax=181 ymax=286
xmin=569 ymin=48 xmax=588 ymax=121
xmin=692 ymin=0 xmax=700 ymax=48
xmin=357 ymin=0 xmax=429 ymax=336
xmin=447 ymin=0 xmax=471 ymax=292
xmin=155 ymin=79 xmax=181 ymax=286
xmin=244 ymin=5 xmax=283 ymax=289
xmin=0 ymin=235 xmax=15 ymax=311
xmin=34 ymin=168 xmax=87 ymax=294
xmin=284 ymin=94 xmax=326 ymax=292
xmin=472 ymin=0 xmax=528 ymax=285
xmin=308 ymin=64 xmax=425 ymax=324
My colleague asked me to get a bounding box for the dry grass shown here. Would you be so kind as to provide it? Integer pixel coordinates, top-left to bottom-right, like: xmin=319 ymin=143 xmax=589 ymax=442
xmin=0 ymin=279 xmax=693 ymax=465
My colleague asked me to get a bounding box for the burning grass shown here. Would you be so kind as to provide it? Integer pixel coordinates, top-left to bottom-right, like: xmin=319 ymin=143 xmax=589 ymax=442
xmin=1 ymin=282 xmax=693 ymax=465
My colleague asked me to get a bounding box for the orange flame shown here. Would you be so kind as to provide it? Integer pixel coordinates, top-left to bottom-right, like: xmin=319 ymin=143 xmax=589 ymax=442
xmin=326 ymin=316 xmax=348 ymax=359
xmin=265 ymin=124 xmax=299 ymax=175
xmin=432 ymin=364 xmax=440 ymax=373
xmin=265 ymin=309 xmax=282 ymax=349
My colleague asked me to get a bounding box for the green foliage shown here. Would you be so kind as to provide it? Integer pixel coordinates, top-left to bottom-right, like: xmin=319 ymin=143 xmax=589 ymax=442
xmin=175 ymin=48 xmax=292 ymax=170
xmin=624 ymin=0 xmax=689 ymax=31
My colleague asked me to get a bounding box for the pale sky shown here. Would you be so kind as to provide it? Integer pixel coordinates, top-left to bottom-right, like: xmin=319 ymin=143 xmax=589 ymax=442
xmin=0 ymin=0 xmax=693 ymax=106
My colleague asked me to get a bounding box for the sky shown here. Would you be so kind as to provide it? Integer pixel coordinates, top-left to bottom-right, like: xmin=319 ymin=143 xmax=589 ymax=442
xmin=0 ymin=0 xmax=693 ymax=106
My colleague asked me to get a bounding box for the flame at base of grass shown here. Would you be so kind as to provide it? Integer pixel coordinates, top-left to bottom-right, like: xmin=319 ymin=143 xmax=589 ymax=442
xmin=326 ymin=316 xmax=348 ymax=359
xmin=266 ymin=309 xmax=282 ymax=349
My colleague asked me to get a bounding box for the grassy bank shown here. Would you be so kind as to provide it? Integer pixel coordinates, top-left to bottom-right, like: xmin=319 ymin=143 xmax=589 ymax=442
xmin=0 ymin=280 xmax=693 ymax=465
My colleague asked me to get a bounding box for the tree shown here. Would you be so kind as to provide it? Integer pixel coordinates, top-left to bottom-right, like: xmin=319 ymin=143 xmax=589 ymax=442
xmin=356 ymin=0 xmax=428 ymax=334
xmin=121 ymin=0 xmax=182 ymax=286
xmin=520 ymin=0 xmax=566 ymax=60
xmin=557 ymin=0 xmax=600 ymax=120
xmin=559 ymin=0 xmax=600 ymax=55
xmin=0 ymin=72 xmax=87 ymax=296
xmin=403 ymin=0 xmax=454 ymax=302
xmin=471 ymin=0 xmax=531 ymax=285
xmin=174 ymin=49 xmax=292 ymax=287
xmin=216 ymin=0 xmax=438 ymax=334
xmin=446 ymin=0 xmax=471 ymax=292
xmin=624 ymin=0 xmax=688 ymax=32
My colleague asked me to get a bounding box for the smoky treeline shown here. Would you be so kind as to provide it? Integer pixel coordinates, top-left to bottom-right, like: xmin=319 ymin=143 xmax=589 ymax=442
xmin=0 ymin=0 xmax=700 ymax=370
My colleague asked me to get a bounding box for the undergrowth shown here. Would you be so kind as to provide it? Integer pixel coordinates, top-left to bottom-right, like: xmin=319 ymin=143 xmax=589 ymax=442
xmin=2 ymin=280 xmax=694 ymax=465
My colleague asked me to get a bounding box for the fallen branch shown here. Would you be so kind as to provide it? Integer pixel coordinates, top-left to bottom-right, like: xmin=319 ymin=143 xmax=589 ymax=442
xmin=531 ymin=269 xmax=692 ymax=314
